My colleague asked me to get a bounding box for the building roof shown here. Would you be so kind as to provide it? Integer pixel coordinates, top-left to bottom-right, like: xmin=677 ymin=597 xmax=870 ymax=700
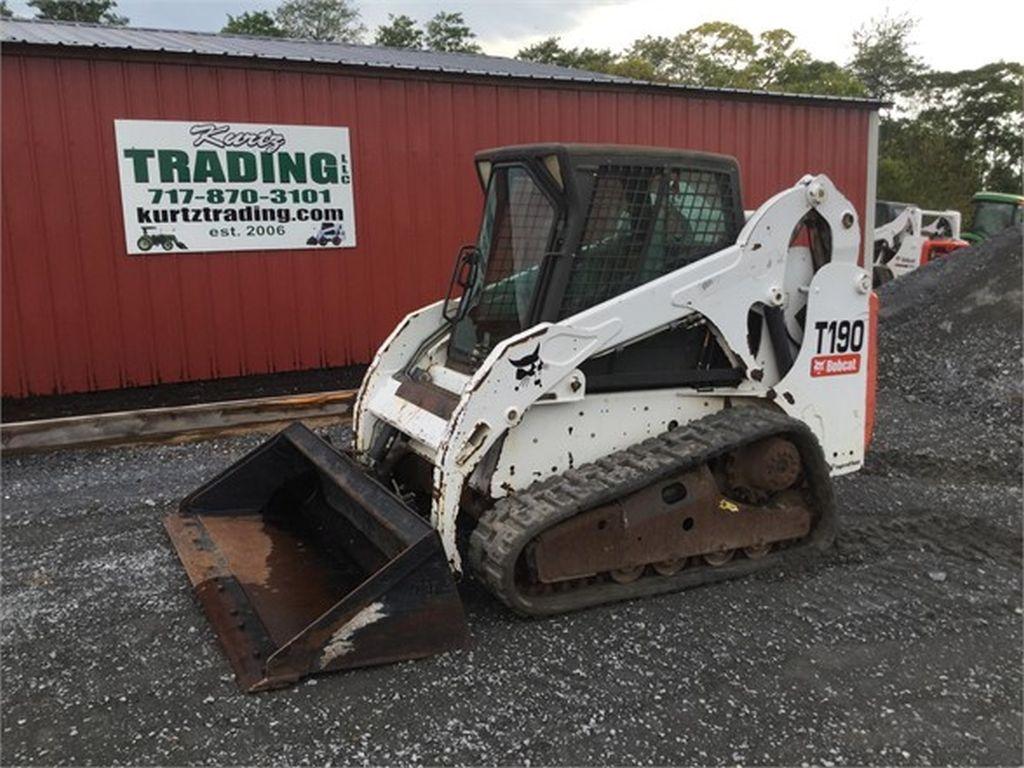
xmin=1 ymin=18 xmax=629 ymax=83
xmin=1 ymin=18 xmax=885 ymax=108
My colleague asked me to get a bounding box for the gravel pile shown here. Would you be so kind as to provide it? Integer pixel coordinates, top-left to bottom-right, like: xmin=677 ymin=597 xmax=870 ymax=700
xmin=871 ymin=225 xmax=1023 ymax=478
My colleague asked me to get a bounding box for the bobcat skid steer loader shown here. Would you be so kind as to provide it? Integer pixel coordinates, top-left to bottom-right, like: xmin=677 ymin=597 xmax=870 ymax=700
xmin=165 ymin=144 xmax=878 ymax=691
xmin=872 ymin=202 xmax=967 ymax=286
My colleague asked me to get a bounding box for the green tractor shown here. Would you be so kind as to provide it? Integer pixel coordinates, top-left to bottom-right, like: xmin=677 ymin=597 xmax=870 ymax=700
xmin=962 ymin=192 xmax=1023 ymax=244
xmin=137 ymin=226 xmax=188 ymax=252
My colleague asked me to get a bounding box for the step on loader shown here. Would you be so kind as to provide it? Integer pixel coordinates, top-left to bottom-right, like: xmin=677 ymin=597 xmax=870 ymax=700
xmin=165 ymin=144 xmax=878 ymax=691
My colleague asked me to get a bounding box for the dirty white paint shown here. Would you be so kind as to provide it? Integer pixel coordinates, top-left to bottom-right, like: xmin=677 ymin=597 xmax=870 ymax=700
xmin=490 ymin=390 xmax=728 ymax=494
xmin=319 ymin=601 xmax=387 ymax=668
xmin=354 ymin=174 xmax=871 ymax=571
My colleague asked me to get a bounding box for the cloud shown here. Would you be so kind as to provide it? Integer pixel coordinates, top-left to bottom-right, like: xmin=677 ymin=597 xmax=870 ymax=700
xmin=478 ymin=0 xmax=1020 ymax=71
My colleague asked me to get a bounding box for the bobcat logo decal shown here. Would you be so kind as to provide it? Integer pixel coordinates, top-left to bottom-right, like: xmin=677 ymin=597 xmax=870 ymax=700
xmin=510 ymin=344 xmax=543 ymax=381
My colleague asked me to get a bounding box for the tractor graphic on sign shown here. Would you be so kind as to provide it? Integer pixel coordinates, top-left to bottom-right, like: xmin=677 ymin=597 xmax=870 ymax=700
xmin=137 ymin=226 xmax=188 ymax=252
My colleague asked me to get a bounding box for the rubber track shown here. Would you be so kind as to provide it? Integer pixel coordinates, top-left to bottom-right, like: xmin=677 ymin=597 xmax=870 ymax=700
xmin=467 ymin=407 xmax=837 ymax=616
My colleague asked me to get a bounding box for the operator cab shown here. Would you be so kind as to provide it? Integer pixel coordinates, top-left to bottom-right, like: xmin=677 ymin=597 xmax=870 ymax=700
xmin=443 ymin=144 xmax=747 ymax=391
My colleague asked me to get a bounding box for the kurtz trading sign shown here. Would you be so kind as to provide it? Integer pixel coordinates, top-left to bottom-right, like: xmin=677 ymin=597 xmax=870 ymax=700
xmin=114 ymin=120 xmax=355 ymax=255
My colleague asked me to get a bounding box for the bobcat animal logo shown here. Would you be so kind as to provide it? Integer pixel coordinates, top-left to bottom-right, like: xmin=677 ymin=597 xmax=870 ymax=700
xmin=510 ymin=344 xmax=543 ymax=380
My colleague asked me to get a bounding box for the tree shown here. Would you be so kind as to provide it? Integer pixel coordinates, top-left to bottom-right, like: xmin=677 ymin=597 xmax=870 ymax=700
xmin=424 ymin=11 xmax=480 ymax=54
xmin=915 ymin=62 xmax=1023 ymax=191
xmin=375 ymin=13 xmax=423 ymax=49
xmin=517 ymin=37 xmax=618 ymax=72
xmin=27 ymin=0 xmax=127 ymax=24
xmin=518 ymin=23 xmax=864 ymax=93
xmin=860 ymin=22 xmax=1020 ymax=214
xmin=0 ymin=2 xmax=13 ymax=19
xmin=222 ymin=10 xmax=284 ymax=38
xmin=517 ymin=37 xmax=566 ymax=64
xmin=850 ymin=13 xmax=925 ymax=101
xmin=626 ymin=23 xmax=758 ymax=87
xmin=604 ymin=56 xmax=660 ymax=81
xmin=773 ymin=59 xmax=867 ymax=97
xmin=749 ymin=28 xmax=808 ymax=86
xmin=625 ymin=23 xmax=856 ymax=94
xmin=370 ymin=10 xmax=481 ymax=54
xmin=623 ymin=36 xmax=675 ymax=80
xmin=275 ymin=0 xmax=365 ymax=43
xmin=677 ymin=21 xmax=760 ymax=86
xmin=877 ymin=118 xmax=982 ymax=214
xmin=517 ymin=37 xmax=659 ymax=80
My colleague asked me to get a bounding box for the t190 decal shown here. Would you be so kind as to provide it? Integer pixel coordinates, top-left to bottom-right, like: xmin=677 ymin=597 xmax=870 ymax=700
xmin=814 ymin=319 xmax=865 ymax=354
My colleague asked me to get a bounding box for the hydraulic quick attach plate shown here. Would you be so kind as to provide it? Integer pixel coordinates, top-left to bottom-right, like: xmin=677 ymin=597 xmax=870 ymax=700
xmin=164 ymin=423 xmax=468 ymax=692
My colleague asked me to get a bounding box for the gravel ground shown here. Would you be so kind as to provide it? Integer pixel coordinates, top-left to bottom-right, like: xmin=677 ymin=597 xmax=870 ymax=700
xmin=2 ymin=231 xmax=1021 ymax=766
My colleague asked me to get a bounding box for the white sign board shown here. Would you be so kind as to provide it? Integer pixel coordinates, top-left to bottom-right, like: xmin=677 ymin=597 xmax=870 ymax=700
xmin=114 ymin=120 xmax=355 ymax=254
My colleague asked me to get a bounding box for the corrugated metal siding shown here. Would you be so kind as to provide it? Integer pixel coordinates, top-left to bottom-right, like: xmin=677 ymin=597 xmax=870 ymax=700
xmin=1 ymin=51 xmax=871 ymax=398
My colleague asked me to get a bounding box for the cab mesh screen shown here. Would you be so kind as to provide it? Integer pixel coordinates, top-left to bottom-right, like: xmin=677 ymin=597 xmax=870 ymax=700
xmin=559 ymin=165 xmax=738 ymax=319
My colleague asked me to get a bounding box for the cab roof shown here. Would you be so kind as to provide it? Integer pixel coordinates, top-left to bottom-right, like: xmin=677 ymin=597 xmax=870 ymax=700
xmin=474 ymin=143 xmax=739 ymax=172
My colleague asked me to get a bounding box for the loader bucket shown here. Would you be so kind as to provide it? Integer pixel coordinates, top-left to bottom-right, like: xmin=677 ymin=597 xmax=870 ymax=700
xmin=163 ymin=423 xmax=468 ymax=692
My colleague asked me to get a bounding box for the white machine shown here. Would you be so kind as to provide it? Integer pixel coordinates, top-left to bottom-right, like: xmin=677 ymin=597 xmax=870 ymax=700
xmin=873 ymin=202 xmax=967 ymax=285
xmin=167 ymin=145 xmax=878 ymax=691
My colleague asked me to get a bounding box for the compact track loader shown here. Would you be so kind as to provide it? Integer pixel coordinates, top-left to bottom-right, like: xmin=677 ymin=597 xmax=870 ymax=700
xmin=165 ymin=144 xmax=878 ymax=691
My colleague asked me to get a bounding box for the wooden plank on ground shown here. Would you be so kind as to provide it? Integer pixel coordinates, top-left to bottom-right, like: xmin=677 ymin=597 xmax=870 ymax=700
xmin=1 ymin=390 xmax=356 ymax=453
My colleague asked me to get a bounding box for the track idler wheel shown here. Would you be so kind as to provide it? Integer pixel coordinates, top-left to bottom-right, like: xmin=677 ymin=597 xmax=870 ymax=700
xmin=726 ymin=436 xmax=802 ymax=503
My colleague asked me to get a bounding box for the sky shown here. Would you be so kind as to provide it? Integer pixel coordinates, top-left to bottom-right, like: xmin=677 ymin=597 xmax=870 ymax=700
xmin=6 ymin=0 xmax=1023 ymax=71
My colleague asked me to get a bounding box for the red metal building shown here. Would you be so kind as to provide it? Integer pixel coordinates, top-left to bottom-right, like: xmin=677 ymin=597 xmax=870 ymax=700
xmin=1 ymin=19 xmax=881 ymax=399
